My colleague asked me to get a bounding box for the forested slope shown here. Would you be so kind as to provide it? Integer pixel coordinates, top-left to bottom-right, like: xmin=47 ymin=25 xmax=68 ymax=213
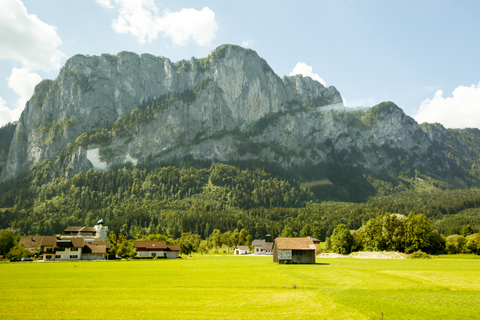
xmin=1 ymin=162 xmax=479 ymax=240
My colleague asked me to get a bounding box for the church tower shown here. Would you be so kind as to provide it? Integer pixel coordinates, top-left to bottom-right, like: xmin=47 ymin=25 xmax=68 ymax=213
xmin=94 ymin=219 xmax=109 ymax=241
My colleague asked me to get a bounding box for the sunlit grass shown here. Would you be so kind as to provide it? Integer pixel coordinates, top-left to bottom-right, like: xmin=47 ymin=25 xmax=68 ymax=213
xmin=1 ymin=256 xmax=480 ymax=319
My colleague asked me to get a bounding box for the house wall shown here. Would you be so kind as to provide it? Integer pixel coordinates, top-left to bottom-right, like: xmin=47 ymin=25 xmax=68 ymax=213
xmin=273 ymin=246 xmax=315 ymax=264
xmin=166 ymin=252 xmax=179 ymax=259
xmin=54 ymin=248 xmax=82 ymax=260
xmin=82 ymin=253 xmax=104 ymax=260
xmin=138 ymin=250 xmax=165 ymax=257
xmin=291 ymin=250 xmax=316 ymax=264
xmin=43 ymin=254 xmax=55 ymax=261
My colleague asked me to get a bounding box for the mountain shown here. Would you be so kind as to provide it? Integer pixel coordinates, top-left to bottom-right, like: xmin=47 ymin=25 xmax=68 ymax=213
xmin=1 ymin=44 xmax=480 ymax=197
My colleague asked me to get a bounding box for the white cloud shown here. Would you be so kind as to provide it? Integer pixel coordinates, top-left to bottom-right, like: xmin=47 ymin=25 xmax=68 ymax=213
xmin=160 ymin=8 xmax=218 ymax=47
xmin=290 ymin=62 xmax=327 ymax=86
xmin=101 ymin=0 xmax=218 ymax=46
xmin=0 ymin=96 xmax=22 ymax=126
xmin=414 ymin=82 xmax=480 ymax=128
xmin=96 ymin=0 xmax=113 ymax=9
xmin=8 ymin=68 xmax=42 ymax=110
xmin=0 ymin=0 xmax=63 ymax=70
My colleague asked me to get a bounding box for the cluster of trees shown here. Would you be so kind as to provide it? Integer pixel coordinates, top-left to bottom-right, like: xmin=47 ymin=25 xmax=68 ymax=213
xmin=102 ymin=228 xmax=252 ymax=258
xmin=444 ymin=224 xmax=480 ymax=254
xmin=0 ymin=230 xmax=29 ymax=261
xmin=326 ymin=213 xmax=480 ymax=255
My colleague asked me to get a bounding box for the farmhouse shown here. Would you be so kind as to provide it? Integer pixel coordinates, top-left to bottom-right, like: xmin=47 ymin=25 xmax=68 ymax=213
xmin=134 ymin=241 xmax=181 ymax=259
xmin=234 ymin=245 xmax=250 ymax=255
xmin=19 ymin=236 xmax=110 ymax=261
xmin=252 ymin=234 xmax=273 ymax=255
xmin=272 ymin=237 xmax=316 ymax=264
xmin=18 ymin=219 xmax=110 ymax=261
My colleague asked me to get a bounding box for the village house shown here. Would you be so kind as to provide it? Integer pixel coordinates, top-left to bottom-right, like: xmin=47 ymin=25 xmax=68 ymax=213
xmin=272 ymin=237 xmax=316 ymax=264
xmin=134 ymin=241 xmax=181 ymax=259
xmin=18 ymin=219 xmax=110 ymax=261
xmin=252 ymin=234 xmax=273 ymax=255
xmin=233 ymin=245 xmax=250 ymax=255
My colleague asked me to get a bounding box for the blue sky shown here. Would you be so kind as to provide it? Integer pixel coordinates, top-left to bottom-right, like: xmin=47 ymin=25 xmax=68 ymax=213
xmin=1 ymin=0 xmax=480 ymax=128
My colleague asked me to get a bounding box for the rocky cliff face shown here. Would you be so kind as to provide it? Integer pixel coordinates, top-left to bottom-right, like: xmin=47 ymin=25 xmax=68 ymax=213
xmin=0 ymin=45 xmax=470 ymax=182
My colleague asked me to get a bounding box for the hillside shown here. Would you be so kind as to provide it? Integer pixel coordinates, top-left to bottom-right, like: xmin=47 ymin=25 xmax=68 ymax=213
xmin=1 ymin=44 xmax=480 ymax=238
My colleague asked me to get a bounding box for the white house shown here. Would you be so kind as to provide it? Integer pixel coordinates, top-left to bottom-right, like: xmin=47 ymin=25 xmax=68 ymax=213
xmin=134 ymin=241 xmax=181 ymax=259
xmin=234 ymin=245 xmax=250 ymax=255
xmin=252 ymin=237 xmax=273 ymax=255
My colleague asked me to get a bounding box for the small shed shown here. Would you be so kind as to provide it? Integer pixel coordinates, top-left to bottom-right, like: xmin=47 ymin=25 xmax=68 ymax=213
xmin=273 ymin=237 xmax=316 ymax=264
xmin=234 ymin=245 xmax=250 ymax=255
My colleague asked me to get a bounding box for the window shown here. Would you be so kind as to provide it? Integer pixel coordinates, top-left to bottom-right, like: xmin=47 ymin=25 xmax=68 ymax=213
xmin=45 ymin=248 xmax=53 ymax=253
xmin=70 ymin=255 xmax=78 ymax=259
xmin=55 ymin=255 xmax=61 ymax=258
xmin=70 ymin=248 xmax=78 ymax=251
xmin=46 ymin=255 xmax=52 ymax=259
xmin=57 ymin=248 xmax=65 ymax=251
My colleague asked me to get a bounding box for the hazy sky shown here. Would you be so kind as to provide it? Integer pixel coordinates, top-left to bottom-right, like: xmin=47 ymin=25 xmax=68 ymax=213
xmin=1 ymin=0 xmax=479 ymax=128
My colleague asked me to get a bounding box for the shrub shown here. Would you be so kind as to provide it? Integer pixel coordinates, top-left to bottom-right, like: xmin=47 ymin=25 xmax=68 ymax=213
xmin=409 ymin=250 xmax=432 ymax=259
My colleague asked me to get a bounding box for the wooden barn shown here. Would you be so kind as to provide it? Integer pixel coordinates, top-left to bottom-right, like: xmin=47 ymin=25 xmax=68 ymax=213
xmin=273 ymin=237 xmax=316 ymax=264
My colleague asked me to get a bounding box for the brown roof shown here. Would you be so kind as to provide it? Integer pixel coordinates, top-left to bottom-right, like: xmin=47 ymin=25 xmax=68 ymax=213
xmin=88 ymin=238 xmax=111 ymax=249
xmin=56 ymin=238 xmax=84 ymax=248
xmin=273 ymin=238 xmax=316 ymax=250
xmin=84 ymin=244 xmax=107 ymax=254
xmin=19 ymin=236 xmax=58 ymax=248
xmin=167 ymin=245 xmax=181 ymax=252
xmin=19 ymin=236 xmax=43 ymax=248
xmin=134 ymin=241 xmax=168 ymax=250
xmin=235 ymin=245 xmax=250 ymax=251
xmin=41 ymin=236 xmax=58 ymax=247
xmin=71 ymin=238 xmax=85 ymax=248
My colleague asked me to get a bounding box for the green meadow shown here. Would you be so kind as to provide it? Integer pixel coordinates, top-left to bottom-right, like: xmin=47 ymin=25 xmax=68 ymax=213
xmin=1 ymin=256 xmax=480 ymax=320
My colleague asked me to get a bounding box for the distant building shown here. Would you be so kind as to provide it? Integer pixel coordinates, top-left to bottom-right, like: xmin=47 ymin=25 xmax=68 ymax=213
xmin=252 ymin=234 xmax=273 ymax=255
xmin=272 ymin=237 xmax=316 ymax=264
xmin=19 ymin=236 xmax=110 ymax=261
xmin=234 ymin=245 xmax=250 ymax=255
xmin=62 ymin=219 xmax=109 ymax=241
xmin=134 ymin=241 xmax=181 ymax=259
xmin=18 ymin=219 xmax=110 ymax=261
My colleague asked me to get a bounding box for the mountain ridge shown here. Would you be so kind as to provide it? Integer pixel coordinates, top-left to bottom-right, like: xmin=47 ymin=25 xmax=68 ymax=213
xmin=1 ymin=44 xmax=480 ymax=198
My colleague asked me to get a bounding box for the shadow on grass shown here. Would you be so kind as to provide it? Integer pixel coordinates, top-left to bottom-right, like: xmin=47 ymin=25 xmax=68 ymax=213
xmin=279 ymin=263 xmax=330 ymax=266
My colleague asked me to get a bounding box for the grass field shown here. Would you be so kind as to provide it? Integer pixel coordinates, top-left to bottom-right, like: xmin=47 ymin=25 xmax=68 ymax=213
xmin=1 ymin=255 xmax=480 ymax=319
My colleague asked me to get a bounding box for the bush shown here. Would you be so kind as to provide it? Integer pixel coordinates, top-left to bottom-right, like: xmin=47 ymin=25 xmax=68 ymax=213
xmin=6 ymin=244 xmax=29 ymax=261
xmin=409 ymin=250 xmax=432 ymax=259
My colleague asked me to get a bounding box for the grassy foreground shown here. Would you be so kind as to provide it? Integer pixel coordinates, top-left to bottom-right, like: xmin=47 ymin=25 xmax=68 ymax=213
xmin=1 ymin=255 xmax=480 ymax=319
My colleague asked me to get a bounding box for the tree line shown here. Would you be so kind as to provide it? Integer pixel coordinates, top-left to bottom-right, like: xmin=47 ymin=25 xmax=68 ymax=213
xmin=326 ymin=213 xmax=480 ymax=255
